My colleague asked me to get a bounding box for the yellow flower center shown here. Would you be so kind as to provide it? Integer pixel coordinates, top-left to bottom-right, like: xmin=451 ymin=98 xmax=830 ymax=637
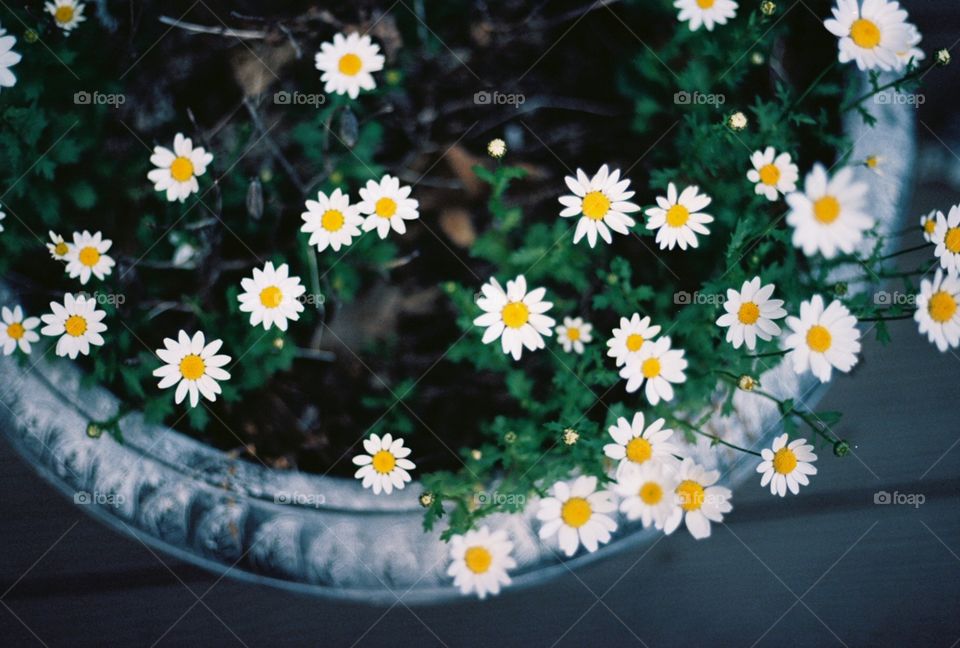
xmin=738 ymin=301 xmax=760 ymax=325
xmin=179 ymin=354 xmax=206 ymax=380
xmin=338 ymin=53 xmax=363 ymax=76
xmin=625 ymin=437 xmax=653 ymax=464
xmin=639 ymin=481 xmax=663 ymax=505
xmin=54 ymin=5 xmax=74 ymax=24
xmin=78 ymin=246 xmax=100 ymax=267
xmin=170 ymin=156 xmax=195 ymax=182
xmin=923 ymin=219 xmax=937 ymax=235
xmin=773 ymin=447 xmax=798 ymax=474
xmin=64 ymin=315 xmax=87 ymax=337
xmin=758 ymin=163 xmax=780 ymax=186
xmin=464 ymin=546 xmax=493 ymax=574
xmin=375 ymin=197 xmax=398 ymax=219
xmin=676 ymin=480 xmax=705 ymax=512
xmin=371 ymin=449 xmax=396 ymax=474
xmin=806 ymin=324 xmax=832 ymax=353
xmin=865 ymin=155 xmax=879 ymax=169
xmin=54 ymin=241 xmax=69 ymax=256
xmin=928 ymin=291 xmax=957 ymax=323
xmin=501 ymin=301 xmax=530 ymax=329
xmin=641 ymin=357 xmax=661 ymax=379
xmin=6 ymin=322 xmax=25 ymax=340
xmin=561 ymin=497 xmax=592 ymax=528
xmin=321 ymin=209 xmax=345 ymax=232
xmin=581 ymin=191 xmax=610 ymax=221
xmin=945 ymin=227 xmax=960 ymax=254
xmin=259 ymin=285 xmax=283 ymax=309
xmin=813 ymin=196 xmax=840 ymax=224
xmin=696 ymin=0 xmax=715 ymax=7
xmin=625 ymin=333 xmax=644 ymax=352
xmin=665 ymin=204 xmax=689 ymax=228
xmin=566 ymin=327 xmax=581 ymax=341
xmin=850 ymin=18 xmax=881 ymax=49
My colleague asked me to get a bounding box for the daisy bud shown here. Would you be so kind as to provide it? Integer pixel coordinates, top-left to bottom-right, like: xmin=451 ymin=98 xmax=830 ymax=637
xmin=24 ymin=29 xmax=39 ymax=43
xmin=833 ymin=282 xmax=848 ymax=297
xmin=760 ymin=1 xmax=776 ymax=16
xmin=738 ymin=375 xmax=758 ymax=391
xmin=386 ymin=69 xmax=402 ymax=86
xmin=562 ymin=428 xmax=579 ymax=445
xmin=419 ymin=492 xmax=435 ymax=508
xmin=272 ymin=337 xmax=284 ymax=350
xmin=936 ymin=49 xmax=951 ymax=66
xmin=727 ymin=111 xmax=748 ymax=131
xmin=504 ymin=430 xmax=517 ymax=444
xmin=471 ymin=449 xmax=483 ymax=461
xmin=86 ymin=423 xmax=102 ymax=439
xmin=750 ymin=51 xmax=765 ymax=65
xmin=833 ymin=439 xmax=851 ymax=457
xmin=487 ymin=138 xmax=507 ymax=159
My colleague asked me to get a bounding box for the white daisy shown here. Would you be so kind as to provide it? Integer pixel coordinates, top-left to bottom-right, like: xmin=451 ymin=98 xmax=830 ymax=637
xmin=351 ymin=433 xmax=415 ymax=495
xmin=556 ymin=316 xmax=592 ymax=354
xmin=920 ymin=209 xmax=940 ymax=244
xmin=64 ymin=230 xmax=114 ymax=285
xmin=603 ymin=412 xmax=681 ymax=478
xmin=823 ymin=0 xmax=912 ymax=72
xmin=314 ymin=32 xmax=385 ymax=100
xmin=747 ymin=147 xmax=799 ymax=201
xmin=0 ymin=26 xmax=22 ymax=92
xmin=606 ymin=313 xmax=662 ymax=367
xmin=1 ymin=305 xmax=40 ymax=355
xmin=896 ymin=22 xmax=925 ymax=66
xmin=674 ymin=0 xmax=738 ymax=32
xmin=45 ymin=0 xmax=85 ymax=33
xmin=663 ymin=458 xmax=732 ymax=540
xmin=40 ymin=293 xmax=107 ymax=359
xmin=932 ymin=204 xmax=960 ymax=276
xmin=536 ymin=475 xmax=617 ymax=557
xmin=914 ymin=269 xmax=960 ymax=352
xmin=784 ymin=295 xmax=861 ymax=383
xmin=300 ymin=188 xmax=364 ymax=253
xmin=0 ymin=209 xmax=4 ymax=232
xmin=615 ymin=461 xmax=679 ymax=530
xmin=447 ymin=526 xmax=516 ymax=600
xmin=785 ymin=163 xmax=872 ymax=259
xmin=357 ymin=174 xmax=420 ymax=239
xmin=153 ymin=330 xmax=231 ymax=408
xmin=48 ymin=230 xmax=71 ymax=261
xmin=757 ymin=433 xmax=818 ymax=496
xmin=715 ymin=276 xmax=787 ymax=350
xmin=473 ymin=275 xmax=555 ymax=361
xmin=147 ymin=133 xmax=214 ymax=203
xmin=557 ymin=164 xmax=640 ymax=248
xmin=645 ymin=183 xmax=714 ymax=251
xmin=237 ymin=261 xmax=306 ymax=332
xmin=619 ymin=336 xmax=688 ymax=404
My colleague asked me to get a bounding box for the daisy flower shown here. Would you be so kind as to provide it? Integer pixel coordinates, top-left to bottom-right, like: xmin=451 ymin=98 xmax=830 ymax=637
xmin=536 ymin=476 xmax=617 ymax=557
xmin=747 ymin=147 xmax=799 ymax=201
xmin=645 ymin=183 xmax=714 ymax=251
xmin=0 ymin=209 xmax=4 ymax=233
xmin=932 ymin=204 xmax=960 ymax=276
xmin=473 ymin=275 xmax=555 ymax=361
xmin=603 ymin=412 xmax=681 ymax=478
xmin=48 ymin=231 xmax=71 ymax=261
xmin=46 ymin=0 xmax=85 ymax=33
xmin=301 ymin=188 xmax=364 ymax=253
xmin=615 ymin=461 xmax=679 ymax=530
xmin=606 ymin=314 xmax=661 ymax=367
xmin=40 ymin=293 xmax=107 ymax=359
xmin=351 ymin=433 xmax=415 ymax=495
xmin=556 ymin=316 xmax=592 ymax=354
xmin=757 ymin=433 xmax=818 ymax=496
xmin=896 ymin=22 xmax=925 ymax=67
xmin=237 ymin=261 xmax=306 ymax=331
xmin=153 ymin=331 xmax=231 ymax=408
xmin=784 ymin=295 xmax=861 ymax=383
xmin=64 ymin=230 xmax=114 ymax=285
xmin=663 ymin=458 xmax=732 ymax=540
xmin=447 ymin=526 xmax=516 ymax=600
xmin=557 ymin=164 xmax=640 ymax=248
xmin=914 ymin=269 xmax=960 ymax=352
xmin=715 ymin=276 xmax=787 ymax=350
xmin=147 ymin=133 xmax=214 ymax=203
xmin=0 ymin=26 xmax=21 ymax=93
xmin=619 ymin=336 xmax=688 ymax=404
xmin=920 ymin=209 xmax=940 ymax=244
xmin=356 ymin=175 xmax=420 ymax=239
xmin=314 ymin=32 xmax=385 ymax=100
xmin=674 ymin=0 xmax=738 ymax=32
xmin=785 ymin=163 xmax=872 ymax=259
xmin=1 ymin=305 xmax=40 ymax=355
xmin=823 ymin=0 xmax=912 ymax=72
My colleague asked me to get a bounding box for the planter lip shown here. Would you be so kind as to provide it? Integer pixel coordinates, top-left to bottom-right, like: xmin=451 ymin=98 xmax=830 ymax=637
xmin=0 ymin=85 xmax=915 ymax=605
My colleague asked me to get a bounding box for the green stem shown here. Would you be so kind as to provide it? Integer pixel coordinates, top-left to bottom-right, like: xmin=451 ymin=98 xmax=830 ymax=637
xmin=672 ymin=417 xmax=762 ymax=457
xmin=783 ymin=60 xmax=838 ymax=117
xmin=840 ymin=61 xmax=938 ymax=112
xmin=874 ymin=242 xmax=933 ymax=261
xmin=856 ymin=311 xmax=915 ymax=322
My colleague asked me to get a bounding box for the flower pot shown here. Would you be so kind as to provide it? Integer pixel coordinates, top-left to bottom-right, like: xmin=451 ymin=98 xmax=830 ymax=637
xmin=0 ymin=91 xmax=915 ymax=605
